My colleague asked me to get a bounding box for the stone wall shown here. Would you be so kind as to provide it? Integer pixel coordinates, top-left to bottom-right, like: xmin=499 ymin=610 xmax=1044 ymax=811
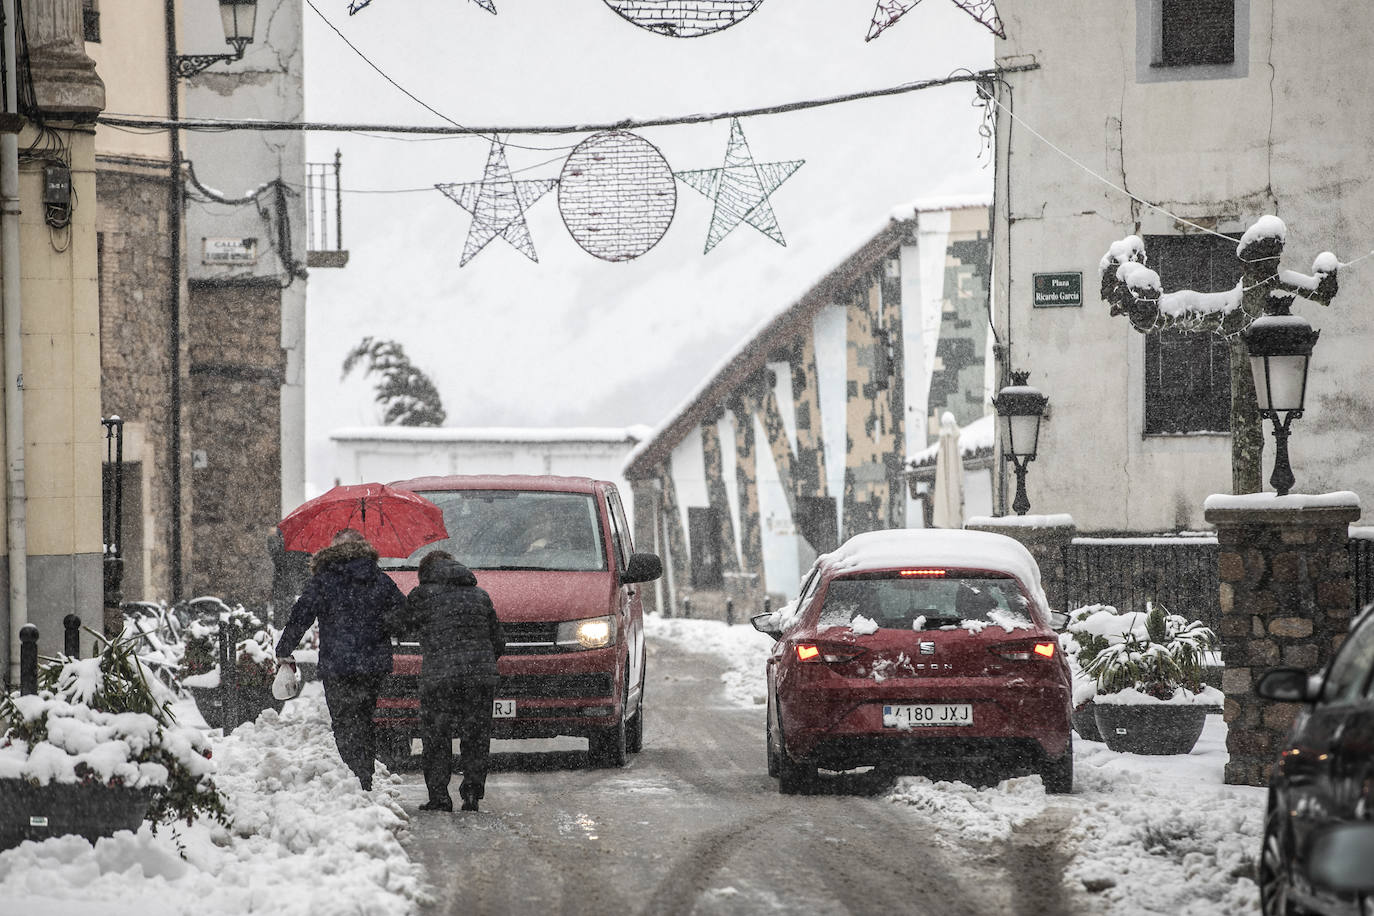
xmin=96 ymin=163 xmax=179 ymax=602
xmin=187 ymin=281 xmax=285 ymax=606
xmin=1205 ymin=501 xmax=1360 ymax=787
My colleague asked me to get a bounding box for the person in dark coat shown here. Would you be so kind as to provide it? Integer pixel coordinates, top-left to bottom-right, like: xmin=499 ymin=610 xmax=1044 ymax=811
xmin=275 ymin=528 xmax=403 ymax=790
xmin=389 ymin=549 xmax=506 ymax=812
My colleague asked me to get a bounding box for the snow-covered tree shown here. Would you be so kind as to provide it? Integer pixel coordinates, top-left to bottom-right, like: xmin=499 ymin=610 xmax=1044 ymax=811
xmin=1099 ymin=216 xmax=1339 ymax=494
xmin=341 ymin=337 xmax=447 ymax=427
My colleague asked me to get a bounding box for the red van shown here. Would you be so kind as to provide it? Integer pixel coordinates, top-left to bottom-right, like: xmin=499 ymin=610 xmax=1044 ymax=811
xmin=372 ymin=475 xmax=661 ymax=768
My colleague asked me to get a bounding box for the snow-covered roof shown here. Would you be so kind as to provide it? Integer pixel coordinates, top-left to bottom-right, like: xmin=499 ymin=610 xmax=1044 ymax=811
xmin=820 ymin=528 xmax=1049 ymax=612
xmin=332 ymin=425 xmax=653 ymax=444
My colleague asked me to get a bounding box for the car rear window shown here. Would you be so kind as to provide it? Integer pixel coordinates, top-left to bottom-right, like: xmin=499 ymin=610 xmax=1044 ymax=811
xmin=817 ymin=575 xmax=1034 ymax=632
xmin=381 ymin=490 xmax=607 ymax=572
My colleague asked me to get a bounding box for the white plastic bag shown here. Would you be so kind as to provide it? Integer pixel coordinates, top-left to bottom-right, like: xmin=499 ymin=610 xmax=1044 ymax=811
xmin=272 ymin=660 xmax=301 ymax=700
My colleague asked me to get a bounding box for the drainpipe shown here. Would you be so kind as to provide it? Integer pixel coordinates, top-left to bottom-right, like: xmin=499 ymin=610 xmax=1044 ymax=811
xmin=164 ymin=0 xmax=184 ymax=602
xmin=2 ymin=0 xmax=28 ymax=687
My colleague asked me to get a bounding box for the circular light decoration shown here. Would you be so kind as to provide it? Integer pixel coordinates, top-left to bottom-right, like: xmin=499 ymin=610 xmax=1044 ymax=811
xmin=601 ymin=0 xmax=764 ymax=38
xmin=558 ymin=130 xmax=676 ymax=262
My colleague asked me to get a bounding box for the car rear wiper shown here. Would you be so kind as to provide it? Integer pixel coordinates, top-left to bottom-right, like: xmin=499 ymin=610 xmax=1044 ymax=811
xmin=915 ymin=614 xmax=964 ymax=630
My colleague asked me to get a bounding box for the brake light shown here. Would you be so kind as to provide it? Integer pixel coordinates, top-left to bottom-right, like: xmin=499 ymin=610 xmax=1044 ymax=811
xmin=1034 ymin=642 xmax=1056 ymax=659
xmin=794 ymin=643 xmax=866 ymax=664
xmin=899 ymin=569 xmax=946 ymax=578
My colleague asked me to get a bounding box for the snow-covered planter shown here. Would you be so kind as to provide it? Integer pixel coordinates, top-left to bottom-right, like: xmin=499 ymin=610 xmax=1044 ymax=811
xmin=0 ymin=632 xmax=228 ymax=848
xmin=1081 ymin=602 xmax=1222 ymax=755
xmin=181 ymin=604 xmax=284 ymax=730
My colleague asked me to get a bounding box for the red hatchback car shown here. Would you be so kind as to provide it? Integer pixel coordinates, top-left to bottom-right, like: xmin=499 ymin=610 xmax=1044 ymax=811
xmin=373 ymin=475 xmax=661 ymax=768
xmin=754 ymin=528 xmax=1074 ymax=794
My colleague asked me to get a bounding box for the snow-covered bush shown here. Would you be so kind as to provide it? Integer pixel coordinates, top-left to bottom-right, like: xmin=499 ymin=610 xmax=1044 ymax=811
xmin=1060 ymin=604 xmax=1118 ymax=707
xmin=1081 ymin=601 xmax=1219 ymax=704
xmin=0 ymin=630 xmax=229 ymax=828
xmin=182 ymin=603 xmax=279 ymax=688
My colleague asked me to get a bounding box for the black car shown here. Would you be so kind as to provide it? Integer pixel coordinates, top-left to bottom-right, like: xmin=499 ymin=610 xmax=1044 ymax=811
xmin=1256 ymin=605 xmax=1374 ymax=916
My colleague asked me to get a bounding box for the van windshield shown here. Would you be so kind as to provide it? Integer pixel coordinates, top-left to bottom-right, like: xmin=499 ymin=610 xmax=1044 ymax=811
xmin=381 ymin=490 xmax=607 ymax=572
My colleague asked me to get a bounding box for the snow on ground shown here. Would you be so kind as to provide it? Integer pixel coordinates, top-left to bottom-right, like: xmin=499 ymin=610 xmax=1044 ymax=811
xmin=647 ymin=612 xmax=1267 ymax=915
xmin=0 ymin=683 xmax=428 ymax=916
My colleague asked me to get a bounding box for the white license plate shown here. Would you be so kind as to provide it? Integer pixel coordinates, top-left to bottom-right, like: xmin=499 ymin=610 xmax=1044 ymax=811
xmin=493 ymin=699 xmax=516 ymax=718
xmin=883 ymin=703 xmax=973 ymax=727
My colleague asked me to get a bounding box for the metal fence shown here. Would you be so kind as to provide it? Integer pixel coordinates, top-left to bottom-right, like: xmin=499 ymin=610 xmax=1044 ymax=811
xmin=1062 ymin=538 xmax=1221 ymax=633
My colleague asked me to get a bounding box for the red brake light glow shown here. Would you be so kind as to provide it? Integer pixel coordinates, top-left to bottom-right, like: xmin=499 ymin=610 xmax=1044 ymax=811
xmin=898 ymin=569 xmax=946 ymax=578
xmin=1034 ymin=642 xmax=1056 ymax=658
xmin=796 ymin=644 xmax=820 ymax=661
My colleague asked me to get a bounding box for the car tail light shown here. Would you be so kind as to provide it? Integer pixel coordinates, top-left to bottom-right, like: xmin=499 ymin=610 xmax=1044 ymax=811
xmin=899 ymin=568 xmax=946 ymax=578
xmin=991 ymin=640 xmax=1058 ymax=661
xmin=794 ymin=643 xmax=867 ymax=664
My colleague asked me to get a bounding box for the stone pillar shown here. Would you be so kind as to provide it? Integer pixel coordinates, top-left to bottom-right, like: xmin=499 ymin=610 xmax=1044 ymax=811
xmin=964 ymin=515 xmax=1076 ymax=611
xmin=1204 ymin=498 xmax=1360 ymax=787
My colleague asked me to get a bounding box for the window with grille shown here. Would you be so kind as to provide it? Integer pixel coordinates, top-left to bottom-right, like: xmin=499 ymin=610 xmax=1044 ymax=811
xmin=1142 ymin=233 xmax=1242 ymax=435
xmin=1159 ymin=0 xmax=1234 ymax=67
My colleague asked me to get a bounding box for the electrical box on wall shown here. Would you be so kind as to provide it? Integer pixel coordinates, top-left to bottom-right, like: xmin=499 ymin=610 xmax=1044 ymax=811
xmin=43 ymin=165 xmax=71 ymax=228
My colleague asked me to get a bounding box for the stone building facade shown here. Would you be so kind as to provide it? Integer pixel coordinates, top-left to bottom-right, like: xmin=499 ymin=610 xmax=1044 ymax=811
xmin=625 ymin=201 xmax=991 ymax=619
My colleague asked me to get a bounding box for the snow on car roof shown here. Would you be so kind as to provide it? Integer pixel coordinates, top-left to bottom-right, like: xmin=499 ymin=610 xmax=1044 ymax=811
xmin=822 ymin=528 xmax=1049 ymax=610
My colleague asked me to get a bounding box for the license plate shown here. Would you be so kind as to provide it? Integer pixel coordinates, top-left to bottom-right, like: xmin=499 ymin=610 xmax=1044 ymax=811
xmin=493 ymin=699 xmax=516 ymax=718
xmin=883 ymin=703 xmax=973 ymax=727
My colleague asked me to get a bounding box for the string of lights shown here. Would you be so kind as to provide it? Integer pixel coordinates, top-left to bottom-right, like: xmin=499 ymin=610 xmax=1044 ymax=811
xmin=97 ymin=65 xmax=1029 ymax=137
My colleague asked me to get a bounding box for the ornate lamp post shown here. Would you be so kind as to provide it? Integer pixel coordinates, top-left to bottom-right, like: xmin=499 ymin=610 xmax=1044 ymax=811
xmin=1243 ymin=305 xmax=1318 ymax=497
xmin=993 ymin=371 xmax=1049 ymax=516
xmin=175 ymin=0 xmax=258 ymax=78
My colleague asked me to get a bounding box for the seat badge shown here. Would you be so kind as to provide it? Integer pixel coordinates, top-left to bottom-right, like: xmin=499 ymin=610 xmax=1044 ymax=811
xmin=918 ymin=641 xmax=936 ymax=655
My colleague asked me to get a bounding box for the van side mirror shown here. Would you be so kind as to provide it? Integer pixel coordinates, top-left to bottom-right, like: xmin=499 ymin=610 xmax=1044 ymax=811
xmin=621 ymin=552 xmax=662 ymax=585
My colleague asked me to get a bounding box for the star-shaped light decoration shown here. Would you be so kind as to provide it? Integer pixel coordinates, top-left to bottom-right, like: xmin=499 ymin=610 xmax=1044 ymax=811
xmin=349 ymin=0 xmax=495 ymax=13
xmin=435 ymin=140 xmax=558 ymax=267
xmin=866 ymin=0 xmax=1004 ymax=41
xmin=675 ymin=119 xmax=803 ymax=254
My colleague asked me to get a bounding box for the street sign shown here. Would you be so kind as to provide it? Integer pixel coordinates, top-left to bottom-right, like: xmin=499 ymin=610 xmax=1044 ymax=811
xmin=1033 ymin=271 xmax=1082 ymax=308
xmin=202 ymin=237 xmax=259 ymax=265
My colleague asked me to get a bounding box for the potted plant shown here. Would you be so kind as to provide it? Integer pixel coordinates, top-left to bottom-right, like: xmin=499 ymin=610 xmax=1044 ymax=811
xmin=180 ymin=602 xmax=284 ymax=731
xmin=0 ymin=630 xmax=229 ymax=849
xmin=1059 ymin=604 xmax=1119 ymax=742
xmin=1083 ymin=601 xmax=1221 ymax=755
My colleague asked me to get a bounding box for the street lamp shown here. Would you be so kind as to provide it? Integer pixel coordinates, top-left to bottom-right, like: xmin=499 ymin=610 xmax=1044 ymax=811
xmin=1243 ymin=305 xmax=1319 ymax=497
xmin=175 ymin=0 xmax=258 ymax=78
xmin=993 ymin=370 xmax=1049 ymax=516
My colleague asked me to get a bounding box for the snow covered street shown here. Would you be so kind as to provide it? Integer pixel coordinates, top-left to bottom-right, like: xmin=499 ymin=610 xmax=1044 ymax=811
xmin=0 ymin=615 xmax=1266 ymax=915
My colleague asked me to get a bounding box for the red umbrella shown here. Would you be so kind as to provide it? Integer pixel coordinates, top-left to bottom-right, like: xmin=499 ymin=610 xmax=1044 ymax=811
xmin=277 ymin=483 xmax=449 ymax=558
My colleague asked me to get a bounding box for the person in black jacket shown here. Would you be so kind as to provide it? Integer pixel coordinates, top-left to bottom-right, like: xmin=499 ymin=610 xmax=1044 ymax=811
xmin=390 ymin=549 xmax=506 ymax=812
xmin=275 ymin=528 xmax=404 ymax=790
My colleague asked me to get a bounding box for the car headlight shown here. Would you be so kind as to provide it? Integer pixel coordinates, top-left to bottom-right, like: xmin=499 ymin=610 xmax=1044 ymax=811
xmin=556 ymin=616 xmax=616 ymax=650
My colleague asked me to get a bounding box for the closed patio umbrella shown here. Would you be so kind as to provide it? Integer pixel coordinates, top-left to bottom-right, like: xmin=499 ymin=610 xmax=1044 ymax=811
xmin=932 ymin=412 xmax=965 ymax=529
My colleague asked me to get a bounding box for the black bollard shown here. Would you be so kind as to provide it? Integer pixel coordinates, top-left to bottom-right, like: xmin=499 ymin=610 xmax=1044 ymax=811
xmin=726 ymin=598 xmax=734 ymax=626
xmin=19 ymin=624 xmax=39 ymax=695
xmin=218 ymin=618 xmax=238 ymax=734
xmin=63 ymin=614 xmax=82 ymax=658
xmin=683 ymin=596 xmax=692 ymax=619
